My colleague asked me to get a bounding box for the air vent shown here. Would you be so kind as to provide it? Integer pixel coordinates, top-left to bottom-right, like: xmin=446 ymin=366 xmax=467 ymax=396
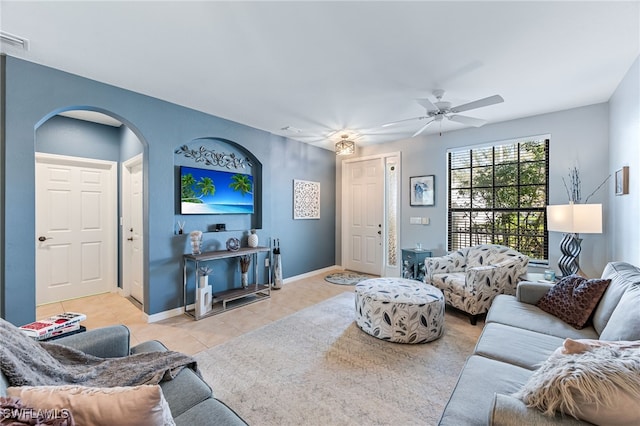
xmin=0 ymin=31 xmax=29 ymax=51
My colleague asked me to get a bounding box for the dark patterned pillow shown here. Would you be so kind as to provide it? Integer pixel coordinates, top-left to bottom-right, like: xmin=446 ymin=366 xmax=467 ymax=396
xmin=536 ymin=275 xmax=610 ymax=329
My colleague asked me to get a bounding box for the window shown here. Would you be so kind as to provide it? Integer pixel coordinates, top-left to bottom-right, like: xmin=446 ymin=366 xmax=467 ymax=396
xmin=448 ymin=138 xmax=549 ymax=260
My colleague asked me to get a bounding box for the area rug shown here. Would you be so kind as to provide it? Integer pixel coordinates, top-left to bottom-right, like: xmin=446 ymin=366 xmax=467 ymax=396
xmin=195 ymin=292 xmax=481 ymax=425
xmin=324 ymin=271 xmax=377 ymax=285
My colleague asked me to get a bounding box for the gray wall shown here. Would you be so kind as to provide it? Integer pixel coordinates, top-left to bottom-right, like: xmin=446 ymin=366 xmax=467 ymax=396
xmin=339 ymin=103 xmax=611 ymax=279
xmin=608 ymin=55 xmax=640 ymax=265
xmin=1 ymin=56 xmax=336 ymax=325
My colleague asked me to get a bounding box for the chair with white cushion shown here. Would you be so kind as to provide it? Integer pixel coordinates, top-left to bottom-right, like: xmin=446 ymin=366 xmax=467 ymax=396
xmin=424 ymin=244 xmax=529 ymax=325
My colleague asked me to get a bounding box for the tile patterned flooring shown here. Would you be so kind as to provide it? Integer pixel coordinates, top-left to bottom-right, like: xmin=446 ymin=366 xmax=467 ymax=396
xmin=36 ymin=269 xmax=352 ymax=355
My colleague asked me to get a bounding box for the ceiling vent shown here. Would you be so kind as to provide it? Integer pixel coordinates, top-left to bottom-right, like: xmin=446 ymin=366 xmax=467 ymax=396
xmin=0 ymin=31 xmax=30 ymax=51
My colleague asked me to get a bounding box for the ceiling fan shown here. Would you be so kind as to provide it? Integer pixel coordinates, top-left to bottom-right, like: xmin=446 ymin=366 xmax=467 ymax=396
xmin=383 ymin=89 xmax=504 ymax=137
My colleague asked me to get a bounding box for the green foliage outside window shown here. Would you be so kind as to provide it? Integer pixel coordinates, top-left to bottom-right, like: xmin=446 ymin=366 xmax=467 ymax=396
xmin=448 ymin=139 xmax=549 ymax=260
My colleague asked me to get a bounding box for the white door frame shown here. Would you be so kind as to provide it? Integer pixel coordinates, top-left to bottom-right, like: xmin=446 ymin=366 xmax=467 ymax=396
xmin=341 ymin=151 xmax=401 ymax=277
xmin=35 ymin=152 xmax=117 ymax=304
xmin=121 ymin=153 xmax=144 ymax=303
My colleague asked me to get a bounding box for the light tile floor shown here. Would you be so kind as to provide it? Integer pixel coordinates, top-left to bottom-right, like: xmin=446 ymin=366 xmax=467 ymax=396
xmin=36 ymin=269 xmax=352 ymax=355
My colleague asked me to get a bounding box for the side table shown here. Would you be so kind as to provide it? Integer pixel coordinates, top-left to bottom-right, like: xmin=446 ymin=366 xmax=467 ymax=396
xmin=401 ymin=248 xmax=432 ymax=281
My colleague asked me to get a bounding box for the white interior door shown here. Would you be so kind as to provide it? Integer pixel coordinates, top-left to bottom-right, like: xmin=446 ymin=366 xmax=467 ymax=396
xmin=343 ymin=158 xmax=384 ymax=275
xmin=36 ymin=153 xmax=116 ymax=305
xmin=123 ymin=155 xmax=144 ymax=304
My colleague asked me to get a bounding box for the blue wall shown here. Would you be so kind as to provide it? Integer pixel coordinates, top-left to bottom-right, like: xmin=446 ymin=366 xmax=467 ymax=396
xmin=36 ymin=115 xmax=121 ymax=160
xmin=1 ymin=56 xmax=336 ymax=325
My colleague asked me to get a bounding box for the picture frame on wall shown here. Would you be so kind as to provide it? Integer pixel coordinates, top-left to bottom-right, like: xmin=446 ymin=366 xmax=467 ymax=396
xmin=410 ymin=175 xmax=435 ymax=206
xmin=293 ymin=179 xmax=321 ymax=219
xmin=615 ymin=166 xmax=629 ymax=196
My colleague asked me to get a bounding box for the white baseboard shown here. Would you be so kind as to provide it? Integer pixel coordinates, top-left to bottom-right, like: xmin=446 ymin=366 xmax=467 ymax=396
xmin=145 ymin=305 xmax=190 ymax=323
xmin=282 ymin=265 xmax=340 ymax=284
xmin=145 ymin=265 xmax=340 ymax=323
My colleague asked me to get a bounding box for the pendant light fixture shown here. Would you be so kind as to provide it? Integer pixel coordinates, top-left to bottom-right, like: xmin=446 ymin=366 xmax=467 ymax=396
xmin=335 ymin=134 xmax=355 ymax=156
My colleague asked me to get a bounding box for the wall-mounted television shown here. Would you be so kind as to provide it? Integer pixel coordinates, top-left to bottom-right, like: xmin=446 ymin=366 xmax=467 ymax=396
xmin=180 ymin=166 xmax=254 ymax=214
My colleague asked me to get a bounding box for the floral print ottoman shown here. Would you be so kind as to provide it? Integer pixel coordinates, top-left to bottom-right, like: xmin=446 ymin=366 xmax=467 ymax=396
xmin=355 ymin=277 xmax=445 ymax=344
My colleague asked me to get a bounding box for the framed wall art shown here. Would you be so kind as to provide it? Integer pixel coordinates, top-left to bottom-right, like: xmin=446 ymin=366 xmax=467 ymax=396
xmin=293 ymin=179 xmax=320 ymax=219
xmin=615 ymin=166 xmax=629 ymax=196
xmin=410 ymin=175 xmax=435 ymax=206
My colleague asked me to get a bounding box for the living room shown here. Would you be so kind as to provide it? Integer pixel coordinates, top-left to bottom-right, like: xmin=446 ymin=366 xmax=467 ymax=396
xmin=0 ymin=1 xmax=639 ymax=424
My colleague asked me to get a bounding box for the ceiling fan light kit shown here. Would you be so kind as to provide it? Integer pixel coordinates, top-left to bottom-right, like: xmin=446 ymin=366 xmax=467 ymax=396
xmin=335 ymin=135 xmax=355 ymax=156
xmin=385 ymin=90 xmax=504 ymax=137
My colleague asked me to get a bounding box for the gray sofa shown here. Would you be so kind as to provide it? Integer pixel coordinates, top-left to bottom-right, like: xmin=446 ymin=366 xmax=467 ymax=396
xmin=438 ymin=261 xmax=640 ymax=425
xmin=0 ymin=325 xmax=247 ymax=426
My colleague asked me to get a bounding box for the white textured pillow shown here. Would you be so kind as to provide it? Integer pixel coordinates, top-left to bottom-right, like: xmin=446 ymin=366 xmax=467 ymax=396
xmin=7 ymin=384 xmax=175 ymax=426
xmin=514 ymin=345 xmax=640 ymax=425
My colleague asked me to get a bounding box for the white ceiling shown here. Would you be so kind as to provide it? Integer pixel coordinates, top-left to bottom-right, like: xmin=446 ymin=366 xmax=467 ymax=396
xmin=1 ymin=1 xmax=639 ymax=151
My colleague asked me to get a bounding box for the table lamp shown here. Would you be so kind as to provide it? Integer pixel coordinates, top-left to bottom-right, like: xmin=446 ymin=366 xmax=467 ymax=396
xmin=546 ymin=203 xmax=602 ymax=277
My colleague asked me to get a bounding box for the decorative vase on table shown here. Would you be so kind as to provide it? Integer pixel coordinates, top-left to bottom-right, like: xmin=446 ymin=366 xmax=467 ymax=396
xmin=239 ymin=255 xmax=251 ymax=289
xmin=189 ymin=231 xmax=203 ymax=255
xmin=248 ymin=229 xmax=259 ymax=248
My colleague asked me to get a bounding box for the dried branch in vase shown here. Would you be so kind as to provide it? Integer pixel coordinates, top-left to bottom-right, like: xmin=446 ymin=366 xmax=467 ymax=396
xmin=239 ymin=255 xmax=251 ymax=273
xmin=562 ymin=166 xmax=610 ymax=203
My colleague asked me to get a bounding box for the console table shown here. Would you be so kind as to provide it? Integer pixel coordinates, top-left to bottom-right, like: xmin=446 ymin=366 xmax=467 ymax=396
xmin=183 ymin=246 xmax=271 ymax=320
xmin=401 ymin=248 xmax=433 ymax=281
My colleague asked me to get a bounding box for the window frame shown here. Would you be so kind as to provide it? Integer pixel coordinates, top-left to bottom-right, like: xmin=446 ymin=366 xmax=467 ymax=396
xmin=446 ymin=137 xmax=550 ymax=261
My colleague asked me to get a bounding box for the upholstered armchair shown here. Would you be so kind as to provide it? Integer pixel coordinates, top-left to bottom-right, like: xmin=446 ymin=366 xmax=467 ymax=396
xmin=424 ymin=244 xmax=529 ymax=324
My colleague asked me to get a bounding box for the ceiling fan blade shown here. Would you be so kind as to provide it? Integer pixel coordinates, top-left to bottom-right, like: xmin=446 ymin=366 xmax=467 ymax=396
xmin=451 ymin=94 xmax=504 ymax=113
xmin=416 ymin=98 xmax=438 ymax=112
xmin=448 ymin=114 xmax=487 ymax=127
xmin=382 ymin=116 xmax=426 ymax=127
xmin=412 ymin=119 xmax=436 ymax=137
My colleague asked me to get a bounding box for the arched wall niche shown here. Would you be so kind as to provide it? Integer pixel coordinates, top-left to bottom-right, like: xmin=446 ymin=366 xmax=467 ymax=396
xmin=174 ymin=137 xmax=263 ymax=237
xmin=34 ymin=105 xmax=149 ymax=302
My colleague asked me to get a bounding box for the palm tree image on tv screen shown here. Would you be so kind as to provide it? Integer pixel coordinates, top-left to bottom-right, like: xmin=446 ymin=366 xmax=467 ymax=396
xmin=180 ymin=166 xmax=254 ymax=214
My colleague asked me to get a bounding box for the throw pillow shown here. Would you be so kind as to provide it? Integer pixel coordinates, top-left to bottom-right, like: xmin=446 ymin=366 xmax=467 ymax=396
xmin=7 ymin=384 xmax=175 ymax=426
xmin=0 ymin=396 xmax=75 ymax=425
xmin=536 ymin=275 xmax=610 ymax=329
xmin=514 ymin=346 xmax=640 ymax=425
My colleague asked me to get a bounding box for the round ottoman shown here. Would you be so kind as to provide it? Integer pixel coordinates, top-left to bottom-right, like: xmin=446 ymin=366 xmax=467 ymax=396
xmin=355 ymin=277 xmax=445 ymax=344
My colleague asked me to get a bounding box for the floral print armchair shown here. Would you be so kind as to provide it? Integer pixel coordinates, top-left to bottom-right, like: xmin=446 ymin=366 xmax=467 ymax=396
xmin=424 ymin=244 xmax=529 ymax=324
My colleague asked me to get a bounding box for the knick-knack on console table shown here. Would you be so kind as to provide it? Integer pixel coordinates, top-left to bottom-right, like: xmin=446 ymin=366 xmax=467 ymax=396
xmin=248 ymin=229 xmax=259 ymax=248
xmin=196 ymin=265 xmax=213 ymax=317
xmin=189 ymin=230 xmax=203 ymax=255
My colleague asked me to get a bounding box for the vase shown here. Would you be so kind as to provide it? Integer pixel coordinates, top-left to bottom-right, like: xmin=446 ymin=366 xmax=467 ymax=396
xmin=273 ymin=253 xmax=283 ymax=289
xmin=248 ymin=229 xmax=258 ymax=248
xmin=195 ymin=285 xmax=212 ymax=318
xmin=241 ymin=272 xmax=249 ymax=288
xmin=189 ymin=231 xmax=203 ymax=255
xmin=199 ymin=275 xmax=209 ymax=289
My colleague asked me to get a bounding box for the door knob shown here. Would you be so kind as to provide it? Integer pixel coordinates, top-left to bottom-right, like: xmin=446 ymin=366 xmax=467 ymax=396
xmin=38 ymin=236 xmax=52 ymax=242
xmin=127 ymin=237 xmax=134 ymax=241
xmin=377 ymin=230 xmax=382 ymax=235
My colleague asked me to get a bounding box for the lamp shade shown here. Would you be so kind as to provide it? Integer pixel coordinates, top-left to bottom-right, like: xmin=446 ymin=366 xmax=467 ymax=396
xmin=546 ymin=203 xmax=602 ymax=234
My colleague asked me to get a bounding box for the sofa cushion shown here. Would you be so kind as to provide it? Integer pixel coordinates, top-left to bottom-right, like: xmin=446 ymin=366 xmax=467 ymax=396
xmin=174 ymin=397 xmax=247 ymax=426
xmin=486 ymin=295 xmax=599 ymax=340
xmin=599 ymin=284 xmax=640 ymax=340
xmin=474 ymin=323 xmax=565 ymax=370
xmin=489 ymin=393 xmax=589 ymax=425
xmin=592 ymin=262 xmax=640 ymax=334
xmin=535 ymin=275 xmax=610 ymax=329
xmin=438 ymin=355 xmax=532 ymax=426
xmin=131 ymin=339 xmax=213 ymax=418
